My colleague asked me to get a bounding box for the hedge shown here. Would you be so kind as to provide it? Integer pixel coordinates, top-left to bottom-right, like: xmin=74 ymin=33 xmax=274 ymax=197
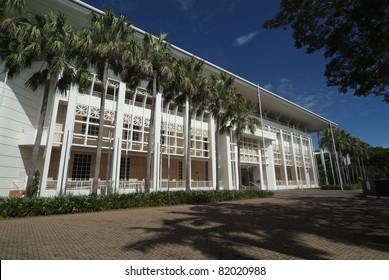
xmin=320 ymin=184 xmax=362 ymax=190
xmin=0 ymin=190 xmax=273 ymax=218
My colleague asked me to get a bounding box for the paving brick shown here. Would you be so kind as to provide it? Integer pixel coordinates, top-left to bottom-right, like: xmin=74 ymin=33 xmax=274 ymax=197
xmin=0 ymin=190 xmax=388 ymax=259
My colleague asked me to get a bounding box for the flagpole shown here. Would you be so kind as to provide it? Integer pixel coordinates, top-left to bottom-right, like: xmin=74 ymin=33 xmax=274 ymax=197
xmin=257 ymin=85 xmax=267 ymax=191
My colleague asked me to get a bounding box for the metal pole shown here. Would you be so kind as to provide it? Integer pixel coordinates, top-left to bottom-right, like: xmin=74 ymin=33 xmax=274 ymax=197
xmin=257 ymin=85 xmax=267 ymax=191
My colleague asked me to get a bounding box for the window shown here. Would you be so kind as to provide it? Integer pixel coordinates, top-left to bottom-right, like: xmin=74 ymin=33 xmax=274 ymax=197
xmin=178 ymin=161 xmax=183 ymax=180
xmin=120 ymin=157 xmax=130 ymax=180
xmin=204 ymin=138 xmax=208 ymax=157
xmin=123 ymin=129 xmax=129 ymax=140
xmin=132 ymin=125 xmax=140 ymax=141
xmin=205 ymin=161 xmax=209 ymax=181
xmin=81 ymin=117 xmax=99 ymax=136
xmin=71 ymin=154 xmax=91 ymax=180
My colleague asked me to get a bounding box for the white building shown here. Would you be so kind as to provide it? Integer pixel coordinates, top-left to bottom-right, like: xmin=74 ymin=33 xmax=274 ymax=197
xmin=0 ymin=0 xmax=332 ymax=197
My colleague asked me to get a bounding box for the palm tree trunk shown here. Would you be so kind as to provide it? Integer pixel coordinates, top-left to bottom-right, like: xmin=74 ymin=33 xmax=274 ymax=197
xmin=349 ymin=156 xmax=353 ymax=183
xmin=25 ymin=68 xmax=53 ymax=198
xmin=358 ymin=154 xmax=364 ymax=181
xmin=337 ymin=149 xmax=345 ymax=186
xmin=341 ymin=155 xmax=347 ymax=185
xmin=215 ymin=115 xmax=220 ymax=191
xmin=361 ymin=157 xmax=366 ymax=179
xmin=145 ymin=70 xmax=157 ymax=192
xmin=357 ymin=156 xmax=363 ymax=180
xmin=329 ymin=152 xmax=336 ymax=185
xmin=237 ymin=132 xmax=242 ymax=190
xmin=92 ymin=59 xmax=109 ymax=195
xmin=185 ymin=99 xmax=192 ymax=192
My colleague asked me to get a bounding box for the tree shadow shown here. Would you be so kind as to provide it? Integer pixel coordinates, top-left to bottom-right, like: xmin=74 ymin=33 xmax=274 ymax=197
xmin=122 ymin=194 xmax=389 ymax=259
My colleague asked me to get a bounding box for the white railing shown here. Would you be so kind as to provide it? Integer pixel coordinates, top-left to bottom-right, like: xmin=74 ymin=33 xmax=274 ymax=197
xmin=41 ymin=179 xmax=216 ymax=195
xmin=66 ymin=180 xmax=93 ymax=190
xmin=191 ymin=180 xmax=213 ymax=189
xmin=160 ymin=180 xmax=185 ymax=190
xmin=160 ymin=180 xmax=213 ymax=190
xmin=276 ymin=180 xmax=287 ymax=185
xmin=46 ymin=180 xmax=57 ymax=190
xmin=118 ymin=180 xmax=144 ymax=192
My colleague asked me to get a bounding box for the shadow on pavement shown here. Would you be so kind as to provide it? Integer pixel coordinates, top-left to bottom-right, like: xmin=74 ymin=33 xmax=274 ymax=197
xmin=122 ymin=193 xmax=389 ymax=259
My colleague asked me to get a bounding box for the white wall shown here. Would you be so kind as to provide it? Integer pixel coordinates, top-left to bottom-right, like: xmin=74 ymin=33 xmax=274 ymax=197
xmin=0 ymin=66 xmax=43 ymax=196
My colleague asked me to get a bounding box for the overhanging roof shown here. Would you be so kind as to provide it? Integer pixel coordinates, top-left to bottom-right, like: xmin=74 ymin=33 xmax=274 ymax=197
xmin=28 ymin=0 xmax=336 ymax=132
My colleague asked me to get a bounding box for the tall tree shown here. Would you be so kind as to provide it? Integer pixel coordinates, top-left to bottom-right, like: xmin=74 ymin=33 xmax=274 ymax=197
xmin=122 ymin=33 xmax=174 ymax=192
xmin=365 ymin=147 xmax=389 ymax=179
xmin=164 ymin=57 xmax=209 ymax=191
xmin=208 ymin=72 xmax=236 ymax=191
xmin=220 ymin=93 xmax=260 ymax=189
xmin=264 ymin=0 xmax=389 ymax=102
xmin=77 ymin=9 xmax=133 ymax=195
xmin=319 ymin=127 xmax=370 ymax=184
xmin=0 ymin=10 xmax=75 ymax=198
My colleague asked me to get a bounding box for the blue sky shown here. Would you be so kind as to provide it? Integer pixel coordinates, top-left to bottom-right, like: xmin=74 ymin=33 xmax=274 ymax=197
xmin=83 ymin=0 xmax=389 ymax=148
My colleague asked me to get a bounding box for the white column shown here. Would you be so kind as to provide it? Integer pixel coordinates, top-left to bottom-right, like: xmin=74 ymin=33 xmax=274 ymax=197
xmin=111 ymin=82 xmax=125 ymax=193
xmin=208 ymin=114 xmax=217 ymax=189
xmin=290 ymin=132 xmax=299 ymax=188
xmin=40 ymin=92 xmax=60 ymax=196
xmin=308 ymin=137 xmax=318 ymax=188
xmin=232 ymin=134 xmax=239 ymax=190
xmin=265 ymin=141 xmax=277 ymax=190
xmin=152 ymin=92 xmax=162 ymax=191
xmin=223 ymin=133 xmax=234 ymax=190
xmin=183 ymin=97 xmax=190 ymax=189
xmin=279 ymin=129 xmax=289 ymax=188
xmin=258 ymin=138 xmax=265 ymax=190
xmin=300 ymin=135 xmax=308 ymax=188
xmin=56 ymin=84 xmax=78 ymax=196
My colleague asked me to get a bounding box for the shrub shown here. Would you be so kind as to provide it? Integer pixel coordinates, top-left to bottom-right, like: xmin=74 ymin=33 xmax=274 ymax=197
xmin=0 ymin=190 xmax=273 ymax=218
xmin=320 ymin=184 xmax=362 ymax=190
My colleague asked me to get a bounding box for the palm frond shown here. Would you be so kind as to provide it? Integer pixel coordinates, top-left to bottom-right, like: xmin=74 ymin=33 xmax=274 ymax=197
xmin=25 ymin=70 xmax=47 ymax=91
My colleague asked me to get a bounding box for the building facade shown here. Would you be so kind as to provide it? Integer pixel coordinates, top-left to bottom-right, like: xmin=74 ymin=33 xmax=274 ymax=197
xmin=0 ymin=0 xmax=332 ymax=197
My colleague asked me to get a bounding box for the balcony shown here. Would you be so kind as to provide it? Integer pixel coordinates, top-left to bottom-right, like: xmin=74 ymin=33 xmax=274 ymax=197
xmin=19 ymin=126 xmax=48 ymax=146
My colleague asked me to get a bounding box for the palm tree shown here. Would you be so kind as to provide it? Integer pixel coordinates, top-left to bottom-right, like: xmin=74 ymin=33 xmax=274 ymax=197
xmin=77 ymin=9 xmax=133 ymax=195
xmin=122 ymin=32 xmax=174 ymax=192
xmin=208 ymin=72 xmax=236 ymax=191
xmin=164 ymin=57 xmax=209 ymax=191
xmin=348 ymin=136 xmax=369 ymax=183
xmin=0 ymin=10 xmax=75 ymax=198
xmin=319 ymin=127 xmax=341 ymax=185
xmin=220 ymin=93 xmax=260 ymax=189
xmin=320 ymin=127 xmax=371 ymax=185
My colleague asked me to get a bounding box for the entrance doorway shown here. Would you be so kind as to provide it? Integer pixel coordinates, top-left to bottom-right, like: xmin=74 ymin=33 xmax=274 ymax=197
xmin=241 ymin=166 xmax=254 ymax=187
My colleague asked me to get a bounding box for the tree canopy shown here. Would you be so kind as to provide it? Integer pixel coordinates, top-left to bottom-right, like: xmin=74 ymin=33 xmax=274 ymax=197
xmin=264 ymin=0 xmax=389 ymax=102
xmin=0 ymin=9 xmax=76 ymax=197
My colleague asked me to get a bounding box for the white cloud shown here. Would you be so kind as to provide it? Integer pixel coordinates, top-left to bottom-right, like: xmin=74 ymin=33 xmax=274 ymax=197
xmin=234 ymin=30 xmax=260 ymax=47
xmin=263 ymin=83 xmax=273 ymax=91
xmin=270 ymin=78 xmax=341 ymax=115
xmin=276 ymin=78 xmax=295 ymax=97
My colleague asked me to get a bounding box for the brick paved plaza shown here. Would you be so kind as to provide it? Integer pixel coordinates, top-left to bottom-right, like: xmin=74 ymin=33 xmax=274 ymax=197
xmin=0 ymin=189 xmax=388 ymax=259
